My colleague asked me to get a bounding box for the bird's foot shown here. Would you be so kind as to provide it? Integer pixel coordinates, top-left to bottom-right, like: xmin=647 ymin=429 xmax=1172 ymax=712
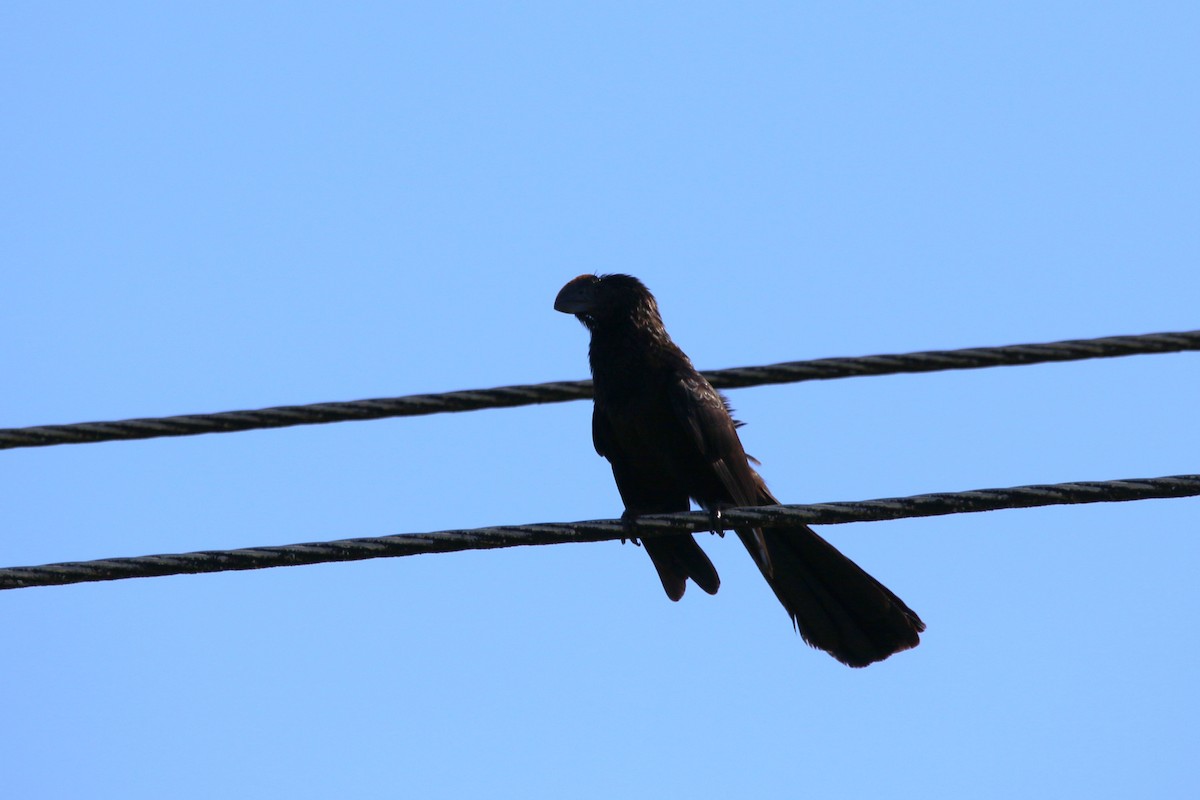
xmin=619 ymin=511 xmax=642 ymax=546
xmin=706 ymin=506 xmax=727 ymax=537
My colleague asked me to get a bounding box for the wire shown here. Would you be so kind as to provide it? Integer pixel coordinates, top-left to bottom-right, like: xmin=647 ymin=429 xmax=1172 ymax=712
xmin=2 ymin=473 xmax=1196 ymax=591
xmin=2 ymin=329 xmax=1197 ymax=451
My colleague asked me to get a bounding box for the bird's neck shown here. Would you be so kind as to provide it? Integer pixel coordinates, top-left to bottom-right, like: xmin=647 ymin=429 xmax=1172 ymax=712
xmin=587 ymin=318 xmax=688 ymax=391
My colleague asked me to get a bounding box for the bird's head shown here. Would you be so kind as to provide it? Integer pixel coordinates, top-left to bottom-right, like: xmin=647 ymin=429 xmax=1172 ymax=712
xmin=554 ymin=273 xmax=662 ymax=331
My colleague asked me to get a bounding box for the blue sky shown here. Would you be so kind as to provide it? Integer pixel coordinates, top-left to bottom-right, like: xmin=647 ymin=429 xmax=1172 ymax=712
xmin=2 ymin=4 xmax=1197 ymax=798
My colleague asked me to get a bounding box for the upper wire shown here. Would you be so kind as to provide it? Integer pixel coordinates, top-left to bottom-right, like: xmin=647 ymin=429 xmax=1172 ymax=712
xmin=2 ymin=329 xmax=1197 ymax=451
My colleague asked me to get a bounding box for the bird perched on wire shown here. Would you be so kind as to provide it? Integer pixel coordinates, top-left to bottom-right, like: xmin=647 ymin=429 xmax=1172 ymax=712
xmin=554 ymin=273 xmax=924 ymax=666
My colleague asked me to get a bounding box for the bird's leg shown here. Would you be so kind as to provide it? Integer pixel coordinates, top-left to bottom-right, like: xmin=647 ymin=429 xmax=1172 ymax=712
xmin=619 ymin=510 xmax=642 ymax=546
xmin=706 ymin=500 xmax=771 ymax=574
xmin=703 ymin=504 xmax=728 ymax=538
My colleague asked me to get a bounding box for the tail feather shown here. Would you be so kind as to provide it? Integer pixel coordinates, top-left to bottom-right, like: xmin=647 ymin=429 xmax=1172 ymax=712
xmin=737 ymin=489 xmax=924 ymax=666
xmin=641 ymin=534 xmax=721 ymax=601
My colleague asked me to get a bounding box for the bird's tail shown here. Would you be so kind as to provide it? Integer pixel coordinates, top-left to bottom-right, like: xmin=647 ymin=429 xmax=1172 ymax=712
xmin=737 ymin=490 xmax=924 ymax=667
xmin=641 ymin=534 xmax=721 ymax=601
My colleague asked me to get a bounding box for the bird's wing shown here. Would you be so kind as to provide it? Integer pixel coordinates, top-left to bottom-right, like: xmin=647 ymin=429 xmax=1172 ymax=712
xmin=667 ymin=370 xmax=772 ymax=569
xmin=667 ymin=370 xmax=758 ymax=506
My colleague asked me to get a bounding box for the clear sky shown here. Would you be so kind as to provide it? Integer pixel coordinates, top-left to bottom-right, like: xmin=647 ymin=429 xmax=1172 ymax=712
xmin=3 ymin=4 xmax=1198 ymax=798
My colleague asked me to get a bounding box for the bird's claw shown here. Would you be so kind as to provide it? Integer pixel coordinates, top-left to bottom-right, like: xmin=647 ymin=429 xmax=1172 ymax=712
xmin=707 ymin=506 xmax=727 ymax=537
xmin=619 ymin=511 xmax=642 ymax=546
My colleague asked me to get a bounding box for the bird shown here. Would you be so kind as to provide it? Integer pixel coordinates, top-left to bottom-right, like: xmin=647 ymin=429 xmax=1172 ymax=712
xmin=554 ymin=273 xmax=924 ymax=666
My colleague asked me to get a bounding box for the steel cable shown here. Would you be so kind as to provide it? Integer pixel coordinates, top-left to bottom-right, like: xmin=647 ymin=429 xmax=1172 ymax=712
xmin=3 ymin=473 xmax=1196 ymax=591
xmin=2 ymin=329 xmax=1197 ymax=451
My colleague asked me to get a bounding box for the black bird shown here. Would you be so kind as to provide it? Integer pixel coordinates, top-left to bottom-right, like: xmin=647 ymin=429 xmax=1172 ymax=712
xmin=554 ymin=273 xmax=924 ymax=666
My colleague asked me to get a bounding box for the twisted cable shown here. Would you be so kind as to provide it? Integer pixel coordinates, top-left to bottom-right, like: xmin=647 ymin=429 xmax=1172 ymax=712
xmin=2 ymin=473 xmax=1196 ymax=591
xmin=2 ymin=329 xmax=1196 ymax=451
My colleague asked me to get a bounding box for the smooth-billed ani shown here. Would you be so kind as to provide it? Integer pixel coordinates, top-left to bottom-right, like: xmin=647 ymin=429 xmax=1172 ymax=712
xmin=554 ymin=273 xmax=924 ymax=667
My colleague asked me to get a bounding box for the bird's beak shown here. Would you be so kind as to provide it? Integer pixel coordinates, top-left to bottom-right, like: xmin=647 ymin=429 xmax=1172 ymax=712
xmin=554 ymin=274 xmax=599 ymax=314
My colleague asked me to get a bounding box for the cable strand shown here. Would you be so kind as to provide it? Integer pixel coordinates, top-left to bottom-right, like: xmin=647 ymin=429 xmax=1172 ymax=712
xmin=2 ymin=329 xmax=1197 ymax=450
xmin=2 ymin=473 xmax=1196 ymax=591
